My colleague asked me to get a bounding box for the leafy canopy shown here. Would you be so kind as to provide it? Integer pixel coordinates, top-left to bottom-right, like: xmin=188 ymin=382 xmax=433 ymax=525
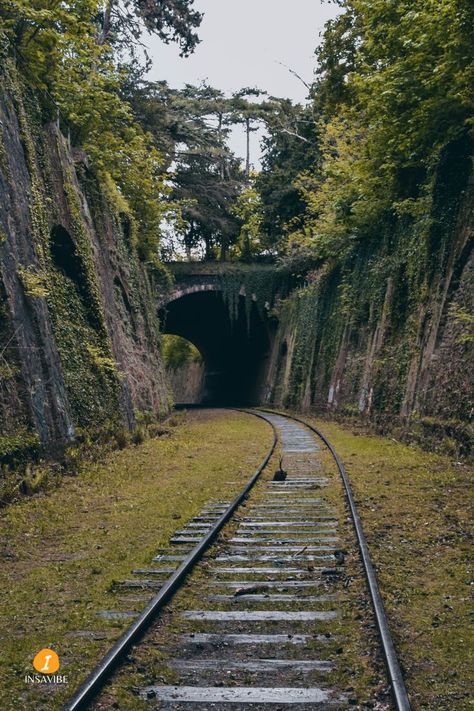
xmin=0 ymin=0 xmax=204 ymax=260
xmin=275 ymin=0 xmax=474 ymax=262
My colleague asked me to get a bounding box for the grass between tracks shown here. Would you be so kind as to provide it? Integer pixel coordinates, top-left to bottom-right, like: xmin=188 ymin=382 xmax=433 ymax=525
xmin=308 ymin=418 xmax=473 ymax=711
xmin=0 ymin=409 xmax=272 ymax=711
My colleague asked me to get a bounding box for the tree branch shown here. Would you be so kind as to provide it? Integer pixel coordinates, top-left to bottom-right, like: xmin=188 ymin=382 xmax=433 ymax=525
xmin=276 ymin=61 xmax=311 ymax=90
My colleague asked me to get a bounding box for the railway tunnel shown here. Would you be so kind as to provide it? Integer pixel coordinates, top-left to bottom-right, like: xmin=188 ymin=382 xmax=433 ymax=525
xmin=160 ymin=286 xmax=272 ymax=406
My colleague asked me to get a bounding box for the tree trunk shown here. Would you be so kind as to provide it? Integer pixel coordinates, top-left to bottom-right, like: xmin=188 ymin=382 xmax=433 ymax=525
xmin=245 ymin=117 xmax=251 ymax=179
xmin=99 ymin=0 xmax=113 ymax=45
xmin=185 ymin=221 xmax=193 ymax=259
xmin=204 ymin=236 xmax=212 ymax=261
xmin=217 ymin=113 xmax=225 ymax=180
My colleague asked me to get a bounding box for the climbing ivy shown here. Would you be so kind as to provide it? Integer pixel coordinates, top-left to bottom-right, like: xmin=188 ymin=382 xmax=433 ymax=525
xmin=219 ymin=265 xmax=291 ymax=326
xmin=3 ymin=62 xmax=123 ymax=430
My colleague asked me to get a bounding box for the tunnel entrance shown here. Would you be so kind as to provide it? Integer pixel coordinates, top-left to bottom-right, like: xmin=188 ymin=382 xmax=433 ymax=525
xmin=160 ymin=291 xmax=271 ymax=406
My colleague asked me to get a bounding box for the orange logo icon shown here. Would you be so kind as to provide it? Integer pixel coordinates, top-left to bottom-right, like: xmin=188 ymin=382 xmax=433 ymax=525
xmin=33 ymin=649 xmax=60 ymax=674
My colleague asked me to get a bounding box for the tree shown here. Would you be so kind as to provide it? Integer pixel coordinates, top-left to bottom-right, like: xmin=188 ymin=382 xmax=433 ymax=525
xmin=231 ymin=182 xmax=264 ymax=261
xmin=268 ymin=0 xmax=474 ymax=263
xmin=122 ymin=79 xmax=250 ymax=260
xmin=162 ymin=334 xmax=202 ymax=369
xmin=256 ymin=100 xmax=321 ymax=249
xmin=314 ymin=0 xmax=474 ymax=180
xmin=99 ymin=0 xmax=202 ymax=56
xmin=171 ymin=151 xmax=243 ymax=260
xmin=229 ymin=88 xmax=268 ymax=179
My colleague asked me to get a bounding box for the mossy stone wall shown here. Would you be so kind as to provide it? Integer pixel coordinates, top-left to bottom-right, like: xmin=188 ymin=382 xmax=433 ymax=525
xmin=264 ymin=136 xmax=474 ymax=455
xmin=0 ymin=63 xmax=171 ymax=461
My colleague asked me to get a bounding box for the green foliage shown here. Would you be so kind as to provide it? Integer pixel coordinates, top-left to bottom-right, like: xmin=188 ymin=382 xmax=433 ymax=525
xmin=230 ymin=182 xmax=264 ymax=261
xmin=161 ymin=334 xmax=202 ymax=370
xmin=1 ymin=0 xmax=298 ymax=265
xmin=102 ymin=0 xmax=202 ymax=57
xmin=130 ymin=425 xmax=146 ymax=445
xmin=0 ymin=0 xmax=204 ymax=263
xmin=17 ymin=266 xmax=49 ymax=298
xmin=55 ymin=49 xmax=172 ymax=262
xmin=256 ymin=101 xmax=321 ymax=248
xmin=0 ymin=430 xmax=41 ymax=465
xmin=285 ymin=0 xmax=474 ymax=261
xmin=47 ymin=266 xmax=120 ymax=427
xmin=449 ymin=303 xmax=474 ymax=344
xmin=85 ymin=344 xmax=117 ymax=375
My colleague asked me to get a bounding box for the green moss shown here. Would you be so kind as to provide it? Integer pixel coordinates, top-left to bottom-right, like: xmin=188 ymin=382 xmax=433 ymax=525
xmin=46 ymin=268 xmax=119 ymax=427
xmin=80 ymin=168 xmax=168 ymax=365
xmin=16 ymin=266 xmax=49 ymax=298
xmin=85 ymin=344 xmax=117 ymax=376
xmin=272 ymin=175 xmax=470 ymax=422
xmin=61 ymin=176 xmax=113 ymax=338
xmin=0 ymin=431 xmax=41 ymax=465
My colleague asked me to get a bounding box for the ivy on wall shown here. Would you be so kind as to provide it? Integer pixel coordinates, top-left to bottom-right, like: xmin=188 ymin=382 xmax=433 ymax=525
xmin=1 ymin=62 xmax=171 ymax=446
xmin=270 ymin=143 xmax=473 ymax=449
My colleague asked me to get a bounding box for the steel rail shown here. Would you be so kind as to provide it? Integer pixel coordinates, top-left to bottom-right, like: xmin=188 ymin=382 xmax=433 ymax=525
xmin=255 ymin=407 xmax=411 ymax=711
xmin=63 ymin=411 xmax=277 ymax=711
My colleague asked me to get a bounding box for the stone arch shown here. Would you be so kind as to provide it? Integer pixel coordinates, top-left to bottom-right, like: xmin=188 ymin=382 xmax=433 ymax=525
xmin=160 ymin=289 xmax=270 ymax=405
xmin=167 ymin=282 xmax=221 ymax=305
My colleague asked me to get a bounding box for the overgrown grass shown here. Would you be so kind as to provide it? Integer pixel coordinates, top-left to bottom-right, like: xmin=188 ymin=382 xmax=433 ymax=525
xmin=0 ymin=409 xmax=272 ymax=710
xmin=309 ymin=419 xmax=473 ymax=711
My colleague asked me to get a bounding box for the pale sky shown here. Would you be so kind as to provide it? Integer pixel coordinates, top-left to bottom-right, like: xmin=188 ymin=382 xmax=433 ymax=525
xmin=144 ymin=0 xmax=340 ymax=166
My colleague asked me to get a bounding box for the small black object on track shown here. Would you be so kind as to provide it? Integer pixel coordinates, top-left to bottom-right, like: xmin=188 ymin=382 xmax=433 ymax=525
xmin=63 ymin=408 xmax=411 ymax=711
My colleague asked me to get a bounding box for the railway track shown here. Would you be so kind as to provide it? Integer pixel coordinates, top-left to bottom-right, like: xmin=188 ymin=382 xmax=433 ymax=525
xmin=64 ymin=409 xmax=410 ymax=711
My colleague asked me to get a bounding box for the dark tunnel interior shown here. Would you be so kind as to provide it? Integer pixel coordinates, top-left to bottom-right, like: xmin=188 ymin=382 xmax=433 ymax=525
xmin=160 ymin=291 xmax=272 ymax=405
